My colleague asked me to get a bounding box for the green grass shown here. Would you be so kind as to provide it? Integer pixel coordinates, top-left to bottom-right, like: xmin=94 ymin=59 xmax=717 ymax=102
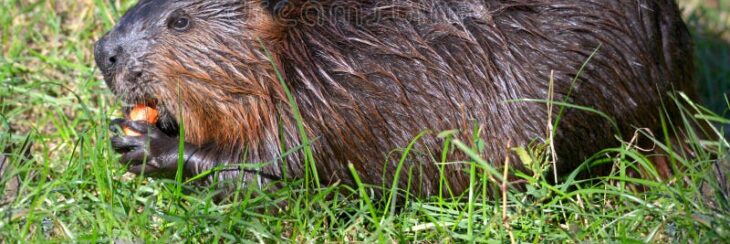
xmin=1 ymin=0 xmax=729 ymax=242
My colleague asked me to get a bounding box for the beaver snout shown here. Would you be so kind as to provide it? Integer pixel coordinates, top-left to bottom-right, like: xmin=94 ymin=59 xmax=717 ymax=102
xmin=94 ymin=34 xmax=121 ymax=77
xmin=94 ymin=31 xmax=150 ymax=97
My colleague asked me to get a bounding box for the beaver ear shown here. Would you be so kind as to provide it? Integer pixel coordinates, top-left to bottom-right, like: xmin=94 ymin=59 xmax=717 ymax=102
xmin=263 ymin=0 xmax=290 ymax=15
xmin=262 ymin=0 xmax=306 ymax=18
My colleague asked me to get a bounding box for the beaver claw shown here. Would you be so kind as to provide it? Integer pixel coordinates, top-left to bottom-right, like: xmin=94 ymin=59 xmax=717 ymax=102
xmin=110 ymin=118 xmax=184 ymax=177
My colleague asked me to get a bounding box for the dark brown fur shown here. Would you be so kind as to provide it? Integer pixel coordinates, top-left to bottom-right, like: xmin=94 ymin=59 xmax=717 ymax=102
xmin=96 ymin=0 xmax=694 ymax=196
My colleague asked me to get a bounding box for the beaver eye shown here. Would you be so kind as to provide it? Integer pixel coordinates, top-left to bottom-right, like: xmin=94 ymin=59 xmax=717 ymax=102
xmin=169 ymin=16 xmax=191 ymax=31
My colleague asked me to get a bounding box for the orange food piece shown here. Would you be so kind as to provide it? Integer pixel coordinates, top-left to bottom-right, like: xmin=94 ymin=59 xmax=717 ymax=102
xmin=124 ymin=104 xmax=159 ymax=136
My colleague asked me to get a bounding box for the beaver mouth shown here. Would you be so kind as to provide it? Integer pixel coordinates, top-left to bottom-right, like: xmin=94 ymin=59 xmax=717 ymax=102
xmin=121 ymin=99 xmax=180 ymax=137
xmin=110 ymin=71 xmax=180 ymax=138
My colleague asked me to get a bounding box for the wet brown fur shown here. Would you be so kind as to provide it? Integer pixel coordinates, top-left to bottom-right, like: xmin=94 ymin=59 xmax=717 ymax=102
xmin=100 ymin=0 xmax=694 ymax=196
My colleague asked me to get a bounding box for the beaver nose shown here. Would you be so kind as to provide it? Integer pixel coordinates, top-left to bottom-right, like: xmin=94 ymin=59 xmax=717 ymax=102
xmin=94 ymin=36 xmax=122 ymax=75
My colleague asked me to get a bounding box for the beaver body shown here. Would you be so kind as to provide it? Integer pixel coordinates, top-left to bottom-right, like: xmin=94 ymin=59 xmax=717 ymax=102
xmin=96 ymin=0 xmax=693 ymax=196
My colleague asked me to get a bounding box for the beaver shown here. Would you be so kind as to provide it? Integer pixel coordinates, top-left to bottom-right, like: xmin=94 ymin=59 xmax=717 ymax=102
xmin=94 ymin=0 xmax=694 ymax=196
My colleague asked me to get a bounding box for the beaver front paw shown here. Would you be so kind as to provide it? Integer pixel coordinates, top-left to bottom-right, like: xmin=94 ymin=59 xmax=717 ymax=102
xmin=110 ymin=118 xmax=183 ymax=178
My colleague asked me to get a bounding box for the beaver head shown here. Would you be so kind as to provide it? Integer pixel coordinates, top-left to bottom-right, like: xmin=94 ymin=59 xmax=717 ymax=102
xmin=95 ymin=0 xmax=285 ymax=149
